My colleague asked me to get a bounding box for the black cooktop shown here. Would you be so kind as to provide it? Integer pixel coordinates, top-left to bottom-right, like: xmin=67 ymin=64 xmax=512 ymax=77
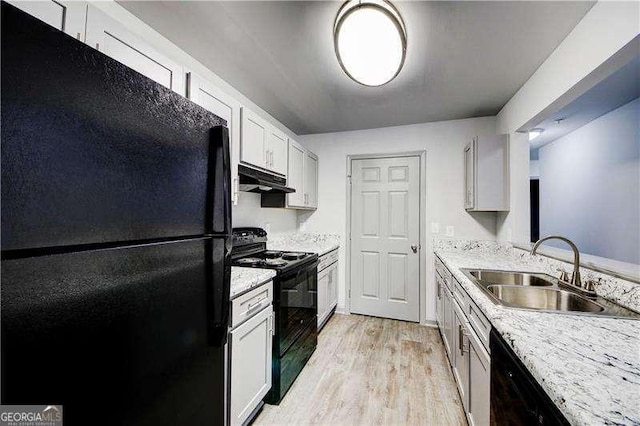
xmin=231 ymin=249 xmax=315 ymax=271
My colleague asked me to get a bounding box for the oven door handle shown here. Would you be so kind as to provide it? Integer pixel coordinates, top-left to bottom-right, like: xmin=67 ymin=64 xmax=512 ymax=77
xmin=279 ymin=259 xmax=320 ymax=280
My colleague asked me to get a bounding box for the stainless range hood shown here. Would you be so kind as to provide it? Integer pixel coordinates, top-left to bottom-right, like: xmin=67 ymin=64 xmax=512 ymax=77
xmin=238 ymin=164 xmax=295 ymax=194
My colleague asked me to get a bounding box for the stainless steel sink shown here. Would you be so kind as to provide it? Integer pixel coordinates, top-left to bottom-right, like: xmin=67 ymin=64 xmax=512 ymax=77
xmin=469 ymin=270 xmax=554 ymax=287
xmin=461 ymin=269 xmax=640 ymax=319
xmin=486 ymin=285 xmax=604 ymax=312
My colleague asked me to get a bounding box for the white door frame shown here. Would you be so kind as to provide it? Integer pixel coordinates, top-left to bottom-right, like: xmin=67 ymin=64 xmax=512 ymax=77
xmin=345 ymin=151 xmax=427 ymax=324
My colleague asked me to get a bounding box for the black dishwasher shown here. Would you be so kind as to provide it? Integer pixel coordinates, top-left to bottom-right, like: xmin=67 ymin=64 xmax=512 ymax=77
xmin=490 ymin=329 xmax=569 ymax=425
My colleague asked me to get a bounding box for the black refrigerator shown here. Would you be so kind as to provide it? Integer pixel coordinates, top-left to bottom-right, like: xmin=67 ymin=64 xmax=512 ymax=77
xmin=1 ymin=3 xmax=231 ymax=425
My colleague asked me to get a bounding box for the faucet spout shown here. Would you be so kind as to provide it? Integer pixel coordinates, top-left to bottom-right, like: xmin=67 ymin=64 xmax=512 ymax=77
xmin=531 ymin=236 xmax=582 ymax=288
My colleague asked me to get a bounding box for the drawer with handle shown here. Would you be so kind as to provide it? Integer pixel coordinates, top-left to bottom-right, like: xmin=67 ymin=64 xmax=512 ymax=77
xmin=318 ymin=248 xmax=339 ymax=272
xmin=230 ymin=281 xmax=273 ymax=329
xmin=469 ymin=299 xmax=491 ymax=351
xmin=453 ymin=277 xmax=469 ymax=312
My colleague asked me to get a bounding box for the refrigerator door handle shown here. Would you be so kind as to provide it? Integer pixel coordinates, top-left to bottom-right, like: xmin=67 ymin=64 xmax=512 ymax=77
xmin=208 ymin=126 xmax=232 ymax=235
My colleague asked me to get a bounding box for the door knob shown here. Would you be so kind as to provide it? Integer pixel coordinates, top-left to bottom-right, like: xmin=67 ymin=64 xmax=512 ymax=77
xmin=411 ymin=244 xmax=419 ymax=253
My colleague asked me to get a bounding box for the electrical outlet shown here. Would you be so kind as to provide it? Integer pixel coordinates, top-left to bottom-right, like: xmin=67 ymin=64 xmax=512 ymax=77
xmin=299 ymin=221 xmax=307 ymax=232
xmin=431 ymin=222 xmax=440 ymax=234
xmin=446 ymin=226 xmax=454 ymax=237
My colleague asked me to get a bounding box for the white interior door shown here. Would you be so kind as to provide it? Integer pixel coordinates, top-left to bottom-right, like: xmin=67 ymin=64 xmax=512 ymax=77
xmin=350 ymin=156 xmax=420 ymax=322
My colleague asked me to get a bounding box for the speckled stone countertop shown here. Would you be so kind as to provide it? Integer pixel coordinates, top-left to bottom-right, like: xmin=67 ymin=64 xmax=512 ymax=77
xmin=230 ymin=267 xmax=276 ymax=299
xmin=268 ymin=232 xmax=340 ymax=256
xmin=433 ymin=240 xmax=640 ymax=425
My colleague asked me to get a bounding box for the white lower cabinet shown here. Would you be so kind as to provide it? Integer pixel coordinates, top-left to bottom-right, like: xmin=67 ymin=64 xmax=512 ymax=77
xmin=468 ymin=329 xmax=491 ymax=426
xmin=436 ymin=256 xmax=491 ymax=426
xmin=442 ymin=282 xmax=454 ymax=361
xmin=452 ymin=300 xmax=470 ymax=411
xmin=228 ymin=282 xmax=274 ymax=426
xmin=229 ymin=306 xmax=273 ymax=425
xmin=317 ymin=250 xmax=338 ymax=330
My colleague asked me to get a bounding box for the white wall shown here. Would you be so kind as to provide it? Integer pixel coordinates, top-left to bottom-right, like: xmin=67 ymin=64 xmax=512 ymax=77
xmin=495 ymin=1 xmax=640 ymax=245
xmin=232 ymin=192 xmax=298 ymax=235
xmin=299 ymin=116 xmax=498 ymax=323
xmin=538 ymin=98 xmax=639 ymax=264
xmin=529 ymin=160 xmax=540 ymax=178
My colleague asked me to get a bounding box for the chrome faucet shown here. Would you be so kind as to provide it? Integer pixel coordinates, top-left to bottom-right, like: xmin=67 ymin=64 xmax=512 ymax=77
xmin=530 ymin=236 xmax=582 ymax=288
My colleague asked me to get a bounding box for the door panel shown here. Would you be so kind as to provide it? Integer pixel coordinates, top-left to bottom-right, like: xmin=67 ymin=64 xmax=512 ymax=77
xmin=287 ymin=140 xmax=306 ymax=207
xmin=388 ymin=253 xmax=408 ymax=301
xmin=241 ymin=108 xmax=268 ymax=169
xmin=304 ymin=153 xmax=318 ymax=208
xmin=267 ymin=127 xmax=288 ymax=175
xmin=229 ymin=307 xmax=273 ymax=426
xmin=5 ymin=0 xmax=86 ymax=40
xmin=85 ymin=5 xmax=184 ymax=93
xmin=350 ymin=156 xmax=420 ymax=322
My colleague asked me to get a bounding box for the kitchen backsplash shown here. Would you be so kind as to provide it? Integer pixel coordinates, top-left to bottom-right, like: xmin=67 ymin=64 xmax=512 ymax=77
xmin=232 ymin=192 xmax=298 ymax=234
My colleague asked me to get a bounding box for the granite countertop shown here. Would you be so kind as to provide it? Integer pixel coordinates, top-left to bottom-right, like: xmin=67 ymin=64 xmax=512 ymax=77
xmin=230 ymin=266 xmax=276 ymax=299
xmin=267 ymin=232 xmax=340 ymax=256
xmin=433 ymin=241 xmax=640 ymax=425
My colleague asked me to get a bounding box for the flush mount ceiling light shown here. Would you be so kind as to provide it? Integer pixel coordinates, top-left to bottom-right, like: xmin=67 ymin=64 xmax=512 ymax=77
xmin=334 ymin=0 xmax=407 ymax=87
xmin=528 ymin=128 xmax=544 ymax=141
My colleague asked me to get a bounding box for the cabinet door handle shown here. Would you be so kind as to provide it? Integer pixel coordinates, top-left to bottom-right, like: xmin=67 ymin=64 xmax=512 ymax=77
xmin=233 ymin=177 xmax=239 ymax=204
xmin=265 ymin=149 xmax=269 ymax=167
xmin=458 ymin=323 xmax=469 ymax=356
xmin=437 ymin=279 xmax=441 ymax=298
xmin=270 ymin=150 xmax=274 ymax=168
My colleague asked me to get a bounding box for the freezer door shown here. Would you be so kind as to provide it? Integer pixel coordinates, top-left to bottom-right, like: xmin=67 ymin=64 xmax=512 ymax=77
xmin=1 ymin=237 xmax=229 ymax=425
xmin=0 ymin=3 xmax=231 ymax=252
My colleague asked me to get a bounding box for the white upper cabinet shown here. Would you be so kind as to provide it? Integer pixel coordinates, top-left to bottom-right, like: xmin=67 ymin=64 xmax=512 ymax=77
xmin=304 ymin=151 xmax=318 ymax=209
xmin=187 ymin=73 xmax=241 ymax=205
xmin=240 ymin=107 xmax=269 ymax=170
xmin=85 ymin=5 xmax=184 ymax=94
xmin=285 ymin=140 xmax=318 ymax=210
xmin=241 ymin=107 xmax=288 ymax=176
xmin=7 ymin=0 xmax=86 ymax=40
xmin=464 ymin=135 xmax=509 ymax=212
xmin=287 ymin=139 xmax=306 ymax=208
xmin=266 ymin=127 xmax=288 ymax=176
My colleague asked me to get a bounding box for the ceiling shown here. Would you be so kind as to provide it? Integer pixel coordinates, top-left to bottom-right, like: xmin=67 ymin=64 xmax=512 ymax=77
xmin=529 ymin=55 xmax=640 ymax=152
xmin=119 ymin=1 xmax=595 ymax=135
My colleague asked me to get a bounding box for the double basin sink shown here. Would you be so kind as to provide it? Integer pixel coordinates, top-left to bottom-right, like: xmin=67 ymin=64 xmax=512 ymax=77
xmin=461 ymin=269 xmax=640 ymax=319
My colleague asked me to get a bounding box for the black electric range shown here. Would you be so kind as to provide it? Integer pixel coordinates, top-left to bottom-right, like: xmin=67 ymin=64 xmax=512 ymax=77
xmin=231 ymin=228 xmax=318 ymax=404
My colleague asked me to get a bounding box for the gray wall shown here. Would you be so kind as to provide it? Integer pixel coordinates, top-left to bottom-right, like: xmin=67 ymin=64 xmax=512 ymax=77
xmin=539 ymin=97 xmax=639 ymax=264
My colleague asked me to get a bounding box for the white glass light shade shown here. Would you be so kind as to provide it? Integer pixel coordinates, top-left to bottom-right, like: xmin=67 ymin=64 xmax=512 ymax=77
xmin=334 ymin=0 xmax=407 ymax=86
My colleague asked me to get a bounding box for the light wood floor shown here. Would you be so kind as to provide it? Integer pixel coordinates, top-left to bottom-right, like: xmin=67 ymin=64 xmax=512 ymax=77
xmin=255 ymin=314 xmax=466 ymax=426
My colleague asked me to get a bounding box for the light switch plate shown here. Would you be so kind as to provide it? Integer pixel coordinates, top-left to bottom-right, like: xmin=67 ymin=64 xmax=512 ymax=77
xmin=431 ymin=222 xmax=440 ymax=234
xmin=446 ymin=226 xmax=454 ymax=237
